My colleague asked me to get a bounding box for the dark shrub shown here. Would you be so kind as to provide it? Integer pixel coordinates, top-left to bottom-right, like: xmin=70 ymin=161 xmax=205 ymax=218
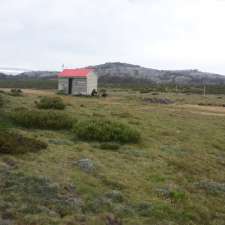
xmin=35 ymin=96 xmax=66 ymax=110
xmin=9 ymin=108 xmax=73 ymax=129
xmin=9 ymin=88 xmax=23 ymax=96
xmin=73 ymin=119 xmax=140 ymax=143
xmin=91 ymin=89 xmax=98 ymax=96
xmin=0 ymin=95 xmax=3 ymax=107
xmin=100 ymin=89 xmax=108 ymax=97
xmin=0 ymin=131 xmax=47 ymax=154
xmin=143 ymin=98 xmax=174 ymax=104
xmin=99 ymin=142 xmax=120 ymax=150
xmin=139 ymin=88 xmax=152 ymax=94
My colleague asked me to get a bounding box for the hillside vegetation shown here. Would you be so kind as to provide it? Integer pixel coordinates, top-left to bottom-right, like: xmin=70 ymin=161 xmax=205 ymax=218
xmin=0 ymin=88 xmax=224 ymax=225
xmin=1 ymin=62 xmax=225 ymax=89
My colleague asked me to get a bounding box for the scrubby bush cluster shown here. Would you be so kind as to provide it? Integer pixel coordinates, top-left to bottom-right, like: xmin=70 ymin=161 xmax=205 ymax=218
xmin=0 ymin=131 xmax=47 ymax=154
xmin=9 ymin=108 xmax=73 ymax=129
xmin=35 ymin=96 xmax=66 ymax=110
xmin=73 ymin=119 xmax=140 ymax=143
xmin=99 ymin=89 xmax=108 ymax=97
xmin=9 ymin=88 xmax=23 ymax=96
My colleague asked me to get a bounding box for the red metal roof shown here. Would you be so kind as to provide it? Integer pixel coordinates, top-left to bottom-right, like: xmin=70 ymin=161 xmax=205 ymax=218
xmin=58 ymin=68 xmax=94 ymax=78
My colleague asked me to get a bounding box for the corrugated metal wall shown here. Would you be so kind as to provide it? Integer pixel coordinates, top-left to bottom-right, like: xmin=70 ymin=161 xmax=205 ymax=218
xmin=58 ymin=78 xmax=69 ymax=94
xmin=87 ymin=72 xmax=98 ymax=95
xmin=72 ymin=78 xmax=87 ymax=95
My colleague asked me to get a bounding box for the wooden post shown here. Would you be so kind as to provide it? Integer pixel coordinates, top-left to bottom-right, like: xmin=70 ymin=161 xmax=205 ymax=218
xmin=203 ymin=85 xmax=206 ymax=96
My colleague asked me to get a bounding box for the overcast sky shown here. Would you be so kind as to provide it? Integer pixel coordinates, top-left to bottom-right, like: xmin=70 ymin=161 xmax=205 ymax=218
xmin=1 ymin=0 xmax=225 ymax=74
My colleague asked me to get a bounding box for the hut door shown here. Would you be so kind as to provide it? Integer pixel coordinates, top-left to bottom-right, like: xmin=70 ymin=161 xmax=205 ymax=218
xmin=68 ymin=78 xmax=73 ymax=94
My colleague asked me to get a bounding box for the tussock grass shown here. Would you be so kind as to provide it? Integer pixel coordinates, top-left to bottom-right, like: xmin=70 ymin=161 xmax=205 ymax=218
xmin=73 ymin=119 xmax=140 ymax=143
xmin=9 ymin=108 xmax=73 ymax=129
xmin=0 ymin=171 xmax=82 ymax=222
xmin=35 ymin=96 xmax=66 ymax=110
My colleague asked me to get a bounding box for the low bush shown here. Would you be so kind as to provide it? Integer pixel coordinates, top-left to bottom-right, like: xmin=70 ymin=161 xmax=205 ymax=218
xmin=0 ymin=131 xmax=47 ymax=154
xmin=91 ymin=89 xmax=98 ymax=96
xmin=56 ymin=90 xmax=67 ymax=95
xmin=0 ymin=95 xmax=3 ymax=107
xmin=9 ymin=88 xmax=23 ymax=96
xmin=99 ymin=89 xmax=108 ymax=97
xmin=9 ymin=108 xmax=73 ymax=129
xmin=139 ymin=88 xmax=152 ymax=94
xmin=73 ymin=119 xmax=140 ymax=143
xmin=35 ymin=96 xmax=66 ymax=110
xmin=169 ymin=190 xmax=186 ymax=201
xmin=99 ymin=142 xmax=120 ymax=150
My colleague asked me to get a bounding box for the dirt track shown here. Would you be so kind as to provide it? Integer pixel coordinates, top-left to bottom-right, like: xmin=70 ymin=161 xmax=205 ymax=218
xmin=177 ymin=104 xmax=225 ymax=116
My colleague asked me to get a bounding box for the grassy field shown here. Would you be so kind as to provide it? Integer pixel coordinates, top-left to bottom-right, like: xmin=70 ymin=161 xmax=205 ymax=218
xmin=0 ymin=88 xmax=225 ymax=225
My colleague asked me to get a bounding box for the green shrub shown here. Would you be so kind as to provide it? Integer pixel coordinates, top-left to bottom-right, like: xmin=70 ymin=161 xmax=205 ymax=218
xmin=0 ymin=131 xmax=47 ymax=154
xmin=56 ymin=90 xmax=66 ymax=95
xmin=169 ymin=191 xmax=186 ymax=201
xmin=35 ymin=96 xmax=66 ymax=110
xmin=73 ymin=119 xmax=140 ymax=143
xmin=9 ymin=108 xmax=73 ymax=129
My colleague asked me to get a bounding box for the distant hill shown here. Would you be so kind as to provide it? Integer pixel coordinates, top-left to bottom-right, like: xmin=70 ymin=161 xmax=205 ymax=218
xmin=18 ymin=71 xmax=58 ymax=79
xmin=0 ymin=67 xmax=31 ymax=75
xmin=88 ymin=62 xmax=225 ymax=85
xmin=1 ymin=62 xmax=225 ymax=85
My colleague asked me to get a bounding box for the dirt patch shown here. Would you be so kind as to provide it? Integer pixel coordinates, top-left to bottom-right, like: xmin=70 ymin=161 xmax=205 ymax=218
xmin=198 ymin=103 xmax=225 ymax=107
xmin=175 ymin=104 xmax=225 ymax=117
xmin=178 ymin=104 xmax=225 ymax=113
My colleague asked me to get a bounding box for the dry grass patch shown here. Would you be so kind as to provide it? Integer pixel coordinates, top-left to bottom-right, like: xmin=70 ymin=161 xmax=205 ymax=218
xmin=0 ymin=131 xmax=47 ymax=154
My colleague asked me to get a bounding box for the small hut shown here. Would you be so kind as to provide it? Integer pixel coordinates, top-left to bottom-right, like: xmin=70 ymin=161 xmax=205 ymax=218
xmin=58 ymin=68 xmax=98 ymax=95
